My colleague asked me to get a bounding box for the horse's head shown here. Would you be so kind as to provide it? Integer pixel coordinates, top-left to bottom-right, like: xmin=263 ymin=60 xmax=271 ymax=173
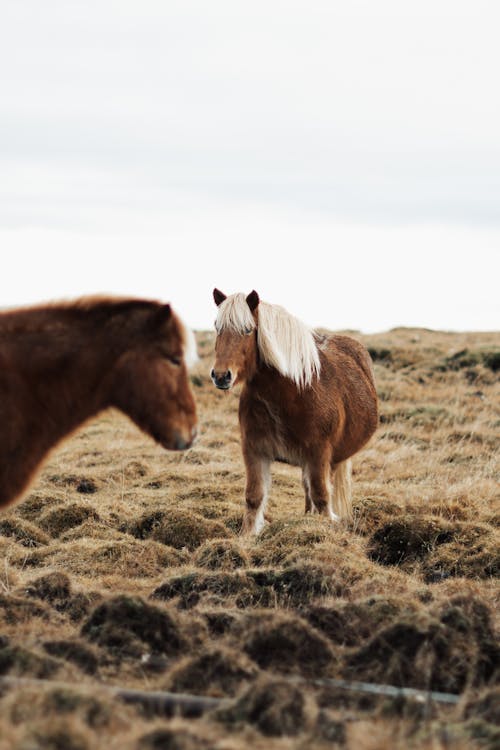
xmin=110 ymin=302 xmax=198 ymax=450
xmin=211 ymin=289 xmax=259 ymax=390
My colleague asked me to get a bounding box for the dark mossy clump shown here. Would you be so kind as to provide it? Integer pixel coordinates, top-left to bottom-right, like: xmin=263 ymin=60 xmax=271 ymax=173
xmin=239 ymin=613 xmax=336 ymax=677
xmin=441 ymin=347 xmax=500 ymax=373
xmin=352 ymin=496 xmax=402 ymax=536
xmin=152 ymin=564 xmax=342 ymax=610
xmin=166 ymin=645 xmax=259 ymax=697
xmin=23 ymin=723 xmax=89 ymax=750
xmin=38 ymin=503 xmax=100 ymax=537
xmin=367 ymin=515 xmax=455 ymax=567
xmin=436 ymin=596 xmax=500 ymax=686
xmin=464 ymin=687 xmax=500 ymax=725
xmin=126 ymin=509 xmax=228 ymax=551
xmin=136 ymin=728 xmax=211 ymax=750
xmin=194 ymin=539 xmax=249 ymax=570
xmin=252 ymin=518 xmax=332 ymax=565
xmin=63 ymin=591 xmax=104 ymax=623
xmin=248 ymin=564 xmax=343 ymax=605
xmin=40 ymin=688 xmax=113 ymax=729
xmin=0 ymin=593 xmax=50 ymax=625
xmin=0 ymin=517 xmax=50 ymax=547
xmin=423 ymin=524 xmax=500 ymax=581
xmin=314 ymin=710 xmax=347 ymax=743
xmin=202 ymin=609 xmax=240 ymax=637
xmin=216 ymin=677 xmax=315 ymax=737
xmin=304 ymin=596 xmax=418 ymax=647
xmin=43 ymin=640 xmax=99 ymax=675
xmin=25 ymin=571 xmax=72 ymax=603
xmin=81 ymin=595 xmax=190 ymax=659
xmin=151 ymin=571 xmax=261 ymax=609
xmin=367 ymin=346 xmax=392 ymax=363
xmin=343 ymin=598 xmax=499 ymax=693
xmin=0 ymin=643 xmax=60 ymax=678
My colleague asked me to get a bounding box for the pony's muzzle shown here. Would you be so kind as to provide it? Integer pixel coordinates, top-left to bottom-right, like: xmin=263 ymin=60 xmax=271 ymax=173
xmin=211 ymin=368 xmax=233 ymax=390
xmin=172 ymin=425 xmax=197 ymax=451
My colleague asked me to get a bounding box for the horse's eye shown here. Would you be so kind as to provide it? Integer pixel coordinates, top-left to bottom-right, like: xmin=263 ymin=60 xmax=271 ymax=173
xmin=168 ymin=355 xmax=182 ymax=366
xmin=245 ymin=327 xmax=253 ymax=335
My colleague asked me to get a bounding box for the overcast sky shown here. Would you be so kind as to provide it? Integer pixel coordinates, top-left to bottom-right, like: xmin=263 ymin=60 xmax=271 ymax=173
xmin=1 ymin=1 xmax=499 ymax=332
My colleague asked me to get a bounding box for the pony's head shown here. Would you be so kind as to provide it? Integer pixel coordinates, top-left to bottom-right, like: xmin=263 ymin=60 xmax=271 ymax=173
xmin=109 ymin=302 xmax=198 ymax=450
xmin=212 ymin=289 xmax=321 ymax=391
xmin=211 ymin=289 xmax=259 ymax=390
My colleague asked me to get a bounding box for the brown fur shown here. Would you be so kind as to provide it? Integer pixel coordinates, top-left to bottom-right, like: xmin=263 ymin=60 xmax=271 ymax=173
xmin=212 ymin=289 xmax=378 ymax=534
xmin=0 ymin=296 xmax=197 ymax=509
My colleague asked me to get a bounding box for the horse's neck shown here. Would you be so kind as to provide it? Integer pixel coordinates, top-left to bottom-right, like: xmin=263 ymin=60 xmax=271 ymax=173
xmin=245 ymin=365 xmax=299 ymax=405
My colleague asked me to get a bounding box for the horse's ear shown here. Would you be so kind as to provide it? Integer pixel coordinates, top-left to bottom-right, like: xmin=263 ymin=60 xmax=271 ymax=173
xmin=246 ymin=290 xmax=259 ymax=312
xmin=150 ymin=304 xmax=172 ymax=329
xmin=213 ymin=288 xmax=227 ymax=306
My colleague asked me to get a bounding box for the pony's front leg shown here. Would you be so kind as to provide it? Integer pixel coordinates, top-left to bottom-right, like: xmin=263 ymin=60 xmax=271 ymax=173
xmin=307 ymin=462 xmax=340 ymax=522
xmin=241 ymin=452 xmax=271 ymax=536
xmin=302 ymin=470 xmax=313 ymax=514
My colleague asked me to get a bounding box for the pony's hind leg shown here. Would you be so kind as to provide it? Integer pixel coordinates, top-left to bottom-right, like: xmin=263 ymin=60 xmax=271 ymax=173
xmin=331 ymin=459 xmax=353 ymax=520
xmin=302 ymin=470 xmax=313 ymax=514
xmin=306 ymin=461 xmax=340 ymax=522
xmin=241 ymin=451 xmax=271 ymax=535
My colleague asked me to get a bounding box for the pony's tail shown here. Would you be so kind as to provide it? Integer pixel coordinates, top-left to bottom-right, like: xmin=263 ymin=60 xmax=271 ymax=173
xmin=333 ymin=459 xmax=353 ymax=520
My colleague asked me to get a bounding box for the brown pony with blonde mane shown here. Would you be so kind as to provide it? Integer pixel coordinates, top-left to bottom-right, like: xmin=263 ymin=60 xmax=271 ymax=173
xmin=211 ymin=289 xmax=378 ymax=534
xmin=0 ymin=296 xmax=198 ymax=509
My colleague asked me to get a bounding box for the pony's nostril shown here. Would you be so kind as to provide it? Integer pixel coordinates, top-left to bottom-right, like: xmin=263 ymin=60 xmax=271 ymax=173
xmin=210 ymin=369 xmax=216 ymax=379
xmin=225 ymin=370 xmax=232 ymax=381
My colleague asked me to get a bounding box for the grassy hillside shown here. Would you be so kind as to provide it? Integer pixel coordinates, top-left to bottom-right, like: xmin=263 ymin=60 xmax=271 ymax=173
xmin=0 ymin=328 xmax=498 ymax=750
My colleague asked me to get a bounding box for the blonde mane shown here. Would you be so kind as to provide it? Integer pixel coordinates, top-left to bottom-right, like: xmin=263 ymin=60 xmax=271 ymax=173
xmin=215 ymin=293 xmax=321 ymax=388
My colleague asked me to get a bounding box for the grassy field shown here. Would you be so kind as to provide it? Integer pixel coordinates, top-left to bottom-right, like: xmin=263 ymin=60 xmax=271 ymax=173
xmin=0 ymin=327 xmax=498 ymax=750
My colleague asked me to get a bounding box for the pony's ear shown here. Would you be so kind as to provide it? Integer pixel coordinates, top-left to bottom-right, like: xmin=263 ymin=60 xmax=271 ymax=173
xmin=213 ymin=288 xmax=227 ymax=306
xmin=149 ymin=304 xmax=172 ymax=329
xmin=246 ymin=290 xmax=260 ymax=312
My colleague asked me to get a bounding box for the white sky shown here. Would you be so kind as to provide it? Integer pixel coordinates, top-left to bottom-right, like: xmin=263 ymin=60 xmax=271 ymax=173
xmin=1 ymin=0 xmax=499 ymax=332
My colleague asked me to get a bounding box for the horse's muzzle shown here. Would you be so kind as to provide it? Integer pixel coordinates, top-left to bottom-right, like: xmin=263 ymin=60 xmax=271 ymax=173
xmin=211 ymin=369 xmax=233 ymax=390
xmin=172 ymin=426 xmax=198 ymax=451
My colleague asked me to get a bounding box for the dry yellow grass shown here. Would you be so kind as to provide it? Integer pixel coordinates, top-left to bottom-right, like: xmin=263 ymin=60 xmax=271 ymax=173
xmin=0 ymin=328 xmax=498 ymax=750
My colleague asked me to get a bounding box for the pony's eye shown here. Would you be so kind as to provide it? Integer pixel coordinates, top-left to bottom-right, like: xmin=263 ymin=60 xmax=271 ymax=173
xmin=245 ymin=327 xmax=253 ymax=335
xmin=168 ymin=355 xmax=182 ymax=366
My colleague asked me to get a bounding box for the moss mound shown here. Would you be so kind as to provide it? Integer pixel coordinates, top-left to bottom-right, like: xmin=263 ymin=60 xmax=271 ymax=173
xmin=252 ymin=518 xmax=332 ymax=565
xmin=127 ymin=509 xmax=228 ymax=551
xmin=367 ymin=515 xmax=455 ymax=566
xmin=166 ymin=646 xmax=258 ymax=697
xmin=23 ymin=722 xmax=89 ymax=750
xmin=464 ymin=687 xmax=500 ymax=725
xmin=423 ymin=524 xmax=499 ymax=581
xmin=0 ymin=517 xmax=49 ymax=547
xmin=217 ymin=677 xmax=316 ymax=737
xmin=81 ymin=595 xmax=190 ymax=658
xmin=248 ymin=564 xmax=343 ymax=605
xmin=344 ymin=597 xmax=499 ymax=693
xmin=152 ymin=564 xmax=341 ymax=609
xmin=203 ymin=610 xmax=240 ymax=636
xmin=194 ymin=539 xmax=249 ymax=569
xmin=136 ymin=728 xmax=211 ymax=750
xmin=442 ymin=347 xmax=500 ymax=372
xmin=0 ymin=593 xmax=50 ymax=624
xmin=152 ymin=571 xmax=260 ymax=609
xmin=25 ymin=571 xmax=72 ymax=603
xmin=239 ymin=613 xmax=336 ymax=677
xmin=0 ymin=642 xmax=60 ymax=678
xmin=43 ymin=640 xmax=99 ymax=675
xmin=38 ymin=504 xmax=100 ymax=537
xmin=304 ymin=596 xmax=419 ymax=647
xmin=352 ymin=497 xmax=402 ymax=536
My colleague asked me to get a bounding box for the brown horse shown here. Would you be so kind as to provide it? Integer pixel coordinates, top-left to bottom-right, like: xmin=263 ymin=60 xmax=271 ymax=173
xmin=0 ymin=296 xmax=198 ymax=509
xmin=211 ymin=289 xmax=378 ymax=534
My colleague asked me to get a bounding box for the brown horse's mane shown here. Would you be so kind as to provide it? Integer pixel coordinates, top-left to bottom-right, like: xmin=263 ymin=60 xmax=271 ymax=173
xmin=0 ymin=296 xmax=162 ymax=334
